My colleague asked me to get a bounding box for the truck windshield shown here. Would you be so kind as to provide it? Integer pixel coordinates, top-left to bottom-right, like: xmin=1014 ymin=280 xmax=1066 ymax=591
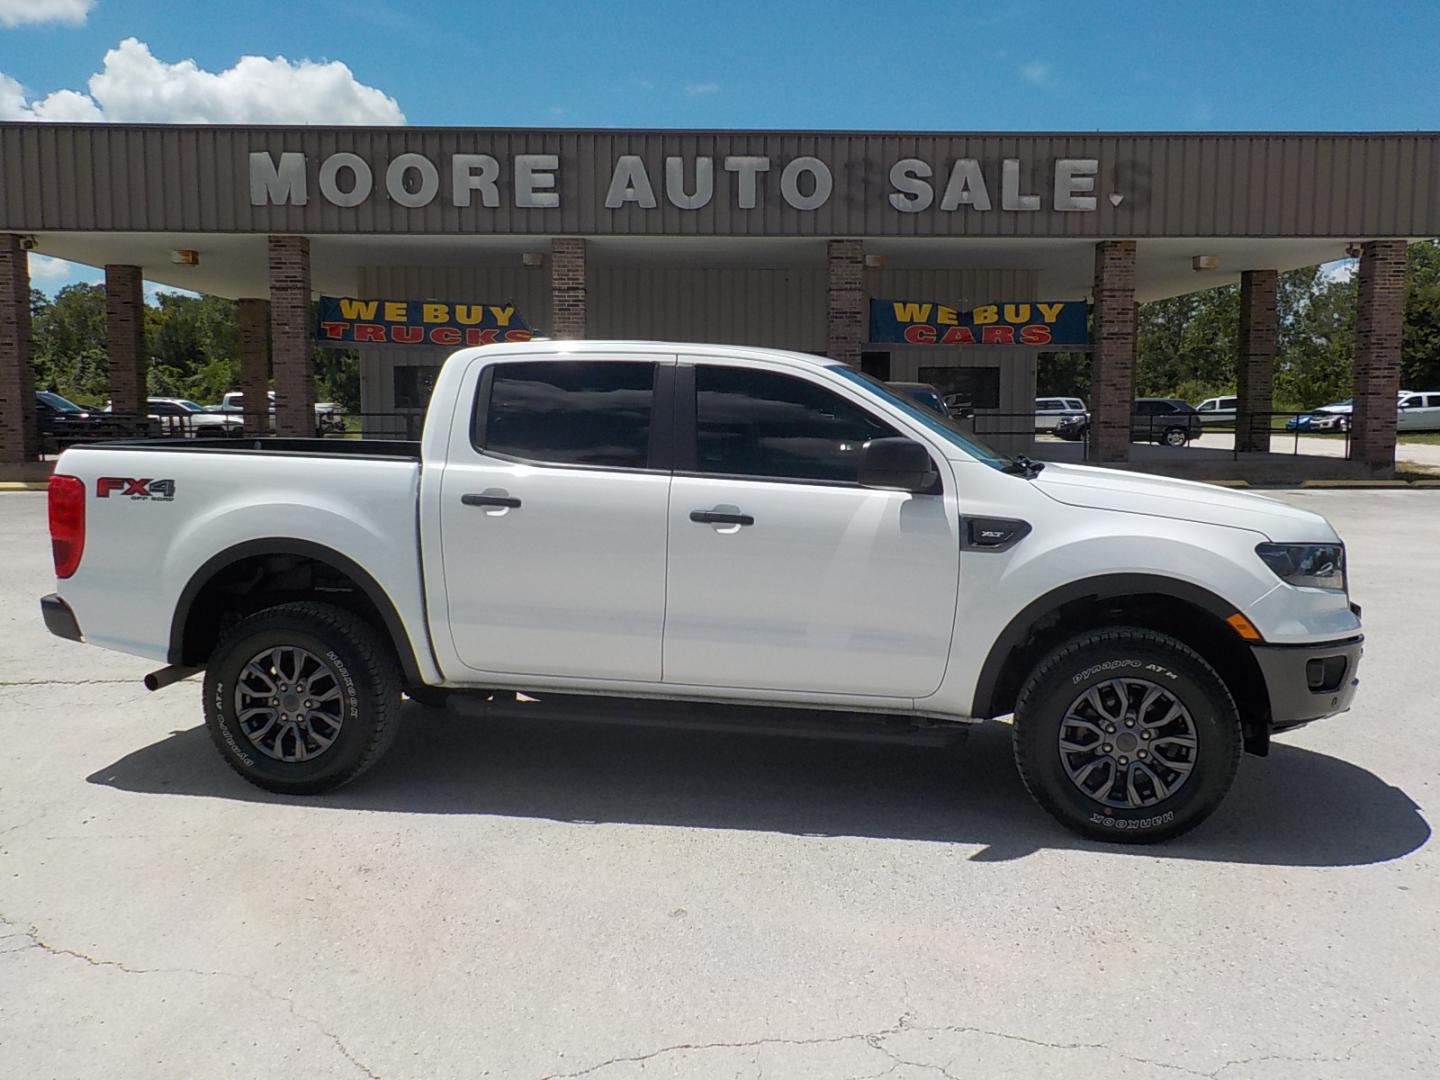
xmin=829 ymin=366 xmax=1012 ymax=471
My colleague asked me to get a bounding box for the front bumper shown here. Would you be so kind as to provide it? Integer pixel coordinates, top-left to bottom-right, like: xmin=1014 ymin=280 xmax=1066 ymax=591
xmin=1251 ymin=634 xmax=1362 ymax=731
xmin=40 ymin=593 xmax=83 ymax=643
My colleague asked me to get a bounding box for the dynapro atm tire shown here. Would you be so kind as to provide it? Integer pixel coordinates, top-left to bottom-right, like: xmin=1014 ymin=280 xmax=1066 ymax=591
xmin=1012 ymin=627 xmax=1242 ymax=843
xmin=203 ymin=601 xmax=402 ymax=795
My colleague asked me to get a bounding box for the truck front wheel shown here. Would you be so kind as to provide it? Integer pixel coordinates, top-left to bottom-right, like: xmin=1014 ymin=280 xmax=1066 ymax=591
xmin=202 ymin=601 xmax=402 ymax=795
xmin=1012 ymin=628 xmax=1242 ymax=843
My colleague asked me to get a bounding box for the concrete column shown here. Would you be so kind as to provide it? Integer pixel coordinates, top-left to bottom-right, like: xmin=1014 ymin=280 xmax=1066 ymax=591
xmin=0 ymin=235 xmax=38 ymax=464
xmin=826 ymin=239 xmax=865 ymax=367
xmin=1088 ymin=240 xmax=1138 ymax=463
xmin=236 ymin=298 xmax=270 ymax=435
xmin=105 ymin=264 xmax=146 ymax=419
xmin=550 ymin=238 xmax=586 ymax=339
xmin=1351 ymin=240 xmax=1408 ymax=473
xmin=1235 ymin=269 xmax=1279 ymax=453
xmin=268 ymin=236 xmax=313 ymax=437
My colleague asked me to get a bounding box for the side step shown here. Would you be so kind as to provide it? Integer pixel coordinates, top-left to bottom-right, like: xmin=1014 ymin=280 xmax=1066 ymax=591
xmin=443 ymin=690 xmax=971 ymax=747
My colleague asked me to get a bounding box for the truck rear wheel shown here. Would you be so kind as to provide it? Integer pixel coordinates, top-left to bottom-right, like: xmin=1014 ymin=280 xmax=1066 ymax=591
xmin=1012 ymin=627 xmax=1242 ymax=843
xmin=202 ymin=601 xmax=401 ymax=795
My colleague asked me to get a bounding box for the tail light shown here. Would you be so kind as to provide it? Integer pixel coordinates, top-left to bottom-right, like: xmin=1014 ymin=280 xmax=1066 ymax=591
xmin=48 ymin=474 xmax=86 ymax=578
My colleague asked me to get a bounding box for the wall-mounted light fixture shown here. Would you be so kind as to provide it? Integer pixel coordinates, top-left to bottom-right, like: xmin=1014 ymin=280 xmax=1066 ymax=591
xmin=863 ymin=254 xmax=886 ymax=269
xmin=171 ymin=249 xmax=200 ymax=267
xmin=1191 ymin=255 xmax=1219 ymax=271
xmin=1344 ymin=243 xmax=1362 ymax=259
xmin=522 ymin=252 xmax=545 ymax=267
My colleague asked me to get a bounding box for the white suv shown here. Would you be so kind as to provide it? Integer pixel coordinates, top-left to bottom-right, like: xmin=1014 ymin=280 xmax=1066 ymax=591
xmin=1034 ymin=397 xmax=1087 ymax=432
xmin=1196 ymin=396 xmax=1238 ymax=424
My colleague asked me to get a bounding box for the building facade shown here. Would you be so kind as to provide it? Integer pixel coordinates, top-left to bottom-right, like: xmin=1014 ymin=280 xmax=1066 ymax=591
xmin=2 ymin=124 xmax=1438 ymax=469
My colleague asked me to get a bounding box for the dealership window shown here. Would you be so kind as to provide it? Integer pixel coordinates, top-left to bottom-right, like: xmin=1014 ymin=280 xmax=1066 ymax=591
xmin=917 ymin=366 xmax=1000 ymax=410
xmin=394 ymin=365 xmax=441 ymax=409
xmin=693 ymin=365 xmax=897 ymax=483
xmin=479 ymin=361 xmax=655 ymax=469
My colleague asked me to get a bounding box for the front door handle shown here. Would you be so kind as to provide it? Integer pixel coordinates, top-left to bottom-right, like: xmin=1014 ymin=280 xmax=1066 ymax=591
xmin=462 ymin=493 xmax=522 ymax=509
xmin=690 ymin=509 xmax=754 ymax=526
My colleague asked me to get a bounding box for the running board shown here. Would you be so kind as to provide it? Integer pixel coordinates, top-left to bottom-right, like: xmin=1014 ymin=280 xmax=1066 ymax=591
xmin=442 ymin=690 xmax=970 ymax=747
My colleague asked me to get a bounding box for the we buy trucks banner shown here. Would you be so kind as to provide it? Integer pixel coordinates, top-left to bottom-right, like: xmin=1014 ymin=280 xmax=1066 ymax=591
xmin=315 ymin=296 xmax=533 ymax=347
xmin=868 ymin=298 xmax=1088 ymax=346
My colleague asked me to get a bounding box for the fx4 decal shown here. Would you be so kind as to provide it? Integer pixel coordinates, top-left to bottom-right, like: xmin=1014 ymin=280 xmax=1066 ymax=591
xmin=96 ymin=477 xmax=176 ymax=501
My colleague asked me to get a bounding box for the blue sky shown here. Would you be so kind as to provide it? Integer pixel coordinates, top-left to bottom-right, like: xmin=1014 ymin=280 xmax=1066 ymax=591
xmin=5 ymin=0 xmax=1436 ymax=293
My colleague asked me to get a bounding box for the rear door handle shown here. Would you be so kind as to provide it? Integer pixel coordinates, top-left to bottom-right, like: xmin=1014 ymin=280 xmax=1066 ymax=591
xmin=690 ymin=509 xmax=754 ymax=526
xmin=462 ymin=493 xmax=522 ymax=508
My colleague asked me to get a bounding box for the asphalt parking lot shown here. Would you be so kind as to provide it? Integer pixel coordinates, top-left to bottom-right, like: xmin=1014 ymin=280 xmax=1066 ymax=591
xmin=2 ymin=489 xmax=1437 ymax=1079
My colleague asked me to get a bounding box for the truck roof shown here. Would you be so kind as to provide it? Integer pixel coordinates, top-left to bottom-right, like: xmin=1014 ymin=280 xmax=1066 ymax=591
xmin=445 ymin=339 xmax=840 ymax=369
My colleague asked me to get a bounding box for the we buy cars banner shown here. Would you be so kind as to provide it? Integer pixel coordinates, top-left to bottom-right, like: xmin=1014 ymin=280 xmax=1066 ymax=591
xmin=315 ymin=296 xmax=533 ymax=347
xmin=868 ymin=298 xmax=1088 ymax=346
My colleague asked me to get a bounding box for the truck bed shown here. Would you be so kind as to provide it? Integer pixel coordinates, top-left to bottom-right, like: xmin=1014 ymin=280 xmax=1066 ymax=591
xmin=68 ymin=436 xmax=422 ymax=461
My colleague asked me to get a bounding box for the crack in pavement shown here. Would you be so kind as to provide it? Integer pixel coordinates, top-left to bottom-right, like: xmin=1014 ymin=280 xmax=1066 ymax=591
xmin=0 ymin=913 xmax=379 ymax=1080
xmin=541 ymin=1013 xmax=1363 ymax=1080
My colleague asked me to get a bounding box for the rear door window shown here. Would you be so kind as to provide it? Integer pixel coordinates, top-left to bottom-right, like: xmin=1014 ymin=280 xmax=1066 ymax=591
xmin=478 ymin=361 xmax=657 ymax=469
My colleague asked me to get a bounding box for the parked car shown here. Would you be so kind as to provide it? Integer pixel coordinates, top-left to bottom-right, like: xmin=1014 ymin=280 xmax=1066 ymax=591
xmin=1195 ymin=395 xmax=1238 ymax=424
xmin=1285 ymin=399 xmax=1353 ymax=432
xmin=888 ymin=381 xmax=951 ymax=417
xmin=1397 ymin=391 xmax=1440 ymax=432
xmin=35 ymin=391 xmax=105 ymax=437
xmin=1052 ymin=399 xmax=1202 ymax=446
xmin=216 ymin=390 xmax=346 ymax=434
xmin=106 ymin=397 xmax=244 ymax=437
xmin=1034 ymin=397 xmax=1087 ymax=431
xmin=41 ymin=340 xmax=1363 ymax=844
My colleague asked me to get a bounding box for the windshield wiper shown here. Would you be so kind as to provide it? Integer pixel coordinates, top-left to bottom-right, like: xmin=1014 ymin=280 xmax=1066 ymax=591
xmin=1003 ymin=454 xmax=1046 ymax=479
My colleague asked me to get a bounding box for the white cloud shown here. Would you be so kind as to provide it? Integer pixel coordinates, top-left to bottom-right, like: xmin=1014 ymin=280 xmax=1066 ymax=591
xmin=1320 ymin=258 xmax=1358 ymax=283
xmin=0 ymin=0 xmax=92 ymax=28
xmin=0 ymin=37 xmax=405 ymax=123
xmin=684 ymin=82 xmax=719 ymax=95
xmin=1018 ymin=61 xmax=1052 ymax=86
xmin=26 ymin=252 xmax=102 ymax=291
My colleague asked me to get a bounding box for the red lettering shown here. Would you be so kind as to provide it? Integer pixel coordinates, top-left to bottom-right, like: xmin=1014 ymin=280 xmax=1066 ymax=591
xmin=939 ymin=327 xmax=977 ymax=345
xmin=981 ymin=326 xmax=1015 ymax=344
xmin=123 ymin=478 xmax=152 ymax=496
xmin=465 ymin=329 xmax=500 ymax=345
xmin=1019 ymin=324 xmax=1052 ymax=345
xmin=428 ymin=327 xmax=461 ymax=346
xmin=318 ymin=321 xmax=349 ymax=339
xmin=352 ymin=323 xmax=386 ymax=342
xmin=96 ymin=477 xmax=126 ymax=498
xmin=390 ymin=326 xmax=424 ymax=343
xmin=504 ymin=330 xmax=534 ymax=342
xmin=903 ymin=324 xmax=937 ymax=344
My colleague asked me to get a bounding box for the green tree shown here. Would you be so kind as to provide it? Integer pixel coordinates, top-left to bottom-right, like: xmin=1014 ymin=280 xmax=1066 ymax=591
xmin=1402 ymin=239 xmax=1440 ymax=390
xmin=30 ymin=283 xmax=109 ymax=404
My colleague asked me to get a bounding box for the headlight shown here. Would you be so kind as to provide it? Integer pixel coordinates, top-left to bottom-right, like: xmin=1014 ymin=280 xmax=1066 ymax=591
xmin=1255 ymin=542 xmax=1347 ymax=592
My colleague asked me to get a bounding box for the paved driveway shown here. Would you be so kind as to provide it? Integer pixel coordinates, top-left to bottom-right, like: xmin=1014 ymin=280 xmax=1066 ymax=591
xmin=2 ymin=490 xmax=1436 ymax=1078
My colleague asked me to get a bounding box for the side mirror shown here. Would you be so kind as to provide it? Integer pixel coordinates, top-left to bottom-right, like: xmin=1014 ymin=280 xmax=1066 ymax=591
xmin=858 ymin=437 xmax=939 ymax=493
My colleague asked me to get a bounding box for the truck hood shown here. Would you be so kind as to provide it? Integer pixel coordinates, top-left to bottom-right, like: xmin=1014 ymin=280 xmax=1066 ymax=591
xmin=1032 ymin=462 xmax=1338 ymax=542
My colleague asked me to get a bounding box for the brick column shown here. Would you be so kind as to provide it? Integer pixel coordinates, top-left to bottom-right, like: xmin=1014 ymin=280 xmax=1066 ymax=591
xmin=1235 ymin=269 xmax=1278 ymax=453
xmin=826 ymin=239 xmax=865 ymax=367
xmin=1089 ymin=241 xmax=1138 ymax=463
xmin=268 ymin=236 xmax=313 ymax=437
xmin=0 ymin=235 xmax=38 ymax=463
xmin=1351 ymin=240 xmax=1408 ymax=473
xmin=236 ymin=298 xmax=271 ymax=435
xmin=105 ymin=264 xmax=146 ymax=419
xmin=551 ymin=237 xmax=586 ymax=339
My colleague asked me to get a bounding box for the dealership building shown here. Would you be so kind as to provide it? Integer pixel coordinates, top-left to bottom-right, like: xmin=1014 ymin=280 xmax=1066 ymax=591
xmin=1 ymin=124 xmax=1438 ymax=472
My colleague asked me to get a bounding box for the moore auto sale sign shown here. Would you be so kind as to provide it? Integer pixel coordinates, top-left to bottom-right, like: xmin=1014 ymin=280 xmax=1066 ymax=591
xmin=249 ymin=145 xmax=1112 ymax=217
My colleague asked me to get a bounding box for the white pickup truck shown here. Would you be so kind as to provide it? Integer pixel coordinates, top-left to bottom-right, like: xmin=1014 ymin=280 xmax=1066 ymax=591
xmin=40 ymin=341 xmax=1363 ymax=842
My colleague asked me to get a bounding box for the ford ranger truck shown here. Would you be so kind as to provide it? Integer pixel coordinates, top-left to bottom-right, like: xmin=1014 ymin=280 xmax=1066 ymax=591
xmin=39 ymin=341 xmax=1363 ymax=842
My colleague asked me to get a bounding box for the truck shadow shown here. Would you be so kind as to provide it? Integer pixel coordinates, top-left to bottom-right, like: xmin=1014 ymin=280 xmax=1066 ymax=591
xmin=87 ymin=705 xmax=1428 ymax=867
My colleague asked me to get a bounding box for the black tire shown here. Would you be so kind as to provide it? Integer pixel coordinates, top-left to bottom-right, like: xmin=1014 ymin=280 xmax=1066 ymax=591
xmin=1012 ymin=627 xmax=1242 ymax=843
xmin=203 ymin=601 xmax=401 ymax=794
xmin=1162 ymin=427 xmax=1188 ymax=447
